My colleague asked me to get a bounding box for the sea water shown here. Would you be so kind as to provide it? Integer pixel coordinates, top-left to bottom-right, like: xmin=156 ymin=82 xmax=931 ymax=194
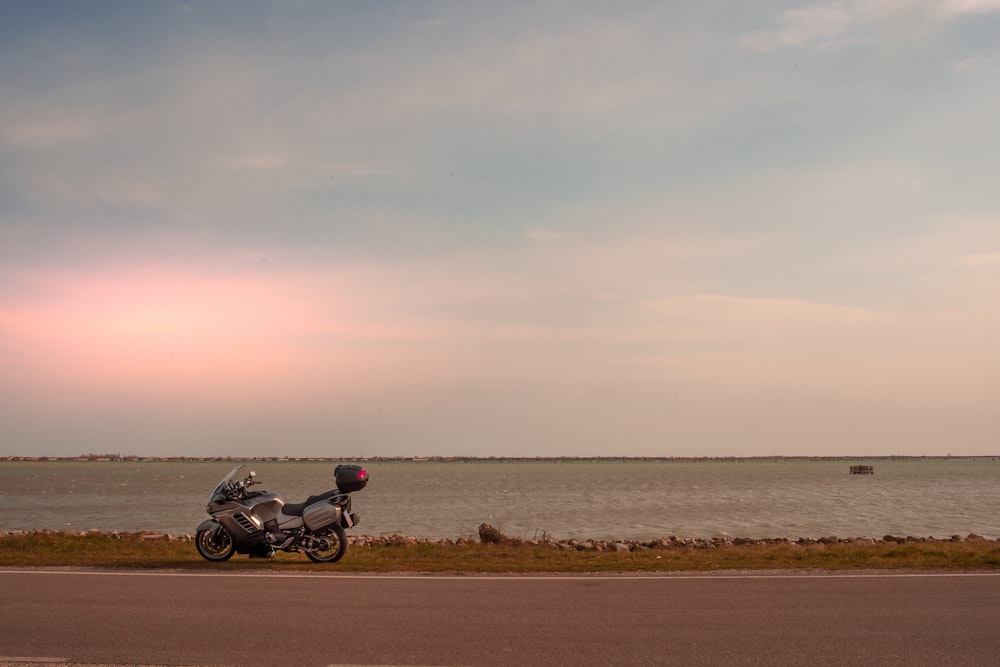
xmin=2 ymin=459 xmax=999 ymax=540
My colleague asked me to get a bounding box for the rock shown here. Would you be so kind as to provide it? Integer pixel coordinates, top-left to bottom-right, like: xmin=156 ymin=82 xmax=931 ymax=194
xmin=478 ymin=523 xmax=521 ymax=545
xmin=5 ymin=527 xmax=998 ymax=549
xmin=139 ymin=532 xmax=171 ymax=541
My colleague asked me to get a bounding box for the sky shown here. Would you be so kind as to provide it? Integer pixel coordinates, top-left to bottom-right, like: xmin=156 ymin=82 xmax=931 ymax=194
xmin=2 ymin=0 xmax=998 ymax=458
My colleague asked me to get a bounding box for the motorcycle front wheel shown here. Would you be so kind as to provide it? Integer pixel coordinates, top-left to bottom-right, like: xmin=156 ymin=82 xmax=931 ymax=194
xmin=195 ymin=526 xmax=236 ymax=561
xmin=305 ymin=524 xmax=348 ymax=563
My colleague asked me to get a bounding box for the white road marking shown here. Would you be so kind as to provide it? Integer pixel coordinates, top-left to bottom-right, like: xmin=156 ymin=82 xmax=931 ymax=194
xmin=0 ymin=662 xmax=439 ymax=667
xmin=0 ymin=663 xmax=214 ymax=667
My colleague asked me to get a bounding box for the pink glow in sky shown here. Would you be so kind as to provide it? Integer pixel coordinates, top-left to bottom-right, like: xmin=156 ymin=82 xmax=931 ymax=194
xmin=3 ymin=252 xmax=997 ymax=457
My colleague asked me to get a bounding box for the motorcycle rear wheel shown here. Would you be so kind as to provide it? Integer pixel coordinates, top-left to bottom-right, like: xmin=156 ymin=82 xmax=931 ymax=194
xmin=195 ymin=526 xmax=236 ymax=561
xmin=305 ymin=524 xmax=348 ymax=563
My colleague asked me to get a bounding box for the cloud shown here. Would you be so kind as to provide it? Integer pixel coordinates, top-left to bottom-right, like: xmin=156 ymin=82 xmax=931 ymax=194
xmin=2 ymin=8 xmax=724 ymax=233
xmin=525 ymin=227 xmax=563 ymax=241
xmin=220 ymin=154 xmax=288 ymax=170
xmin=0 ymin=115 xmax=107 ymax=148
xmin=742 ymin=5 xmax=853 ymax=51
xmin=743 ymin=0 xmax=1000 ymax=51
xmin=954 ymin=56 xmax=993 ymax=70
xmin=961 ymin=251 xmax=1000 ymax=266
xmin=937 ymin=0 xmax=1000 ymax=15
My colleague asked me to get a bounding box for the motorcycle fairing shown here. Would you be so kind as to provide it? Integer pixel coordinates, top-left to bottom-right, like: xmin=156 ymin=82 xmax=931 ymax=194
xmin=280 ymin=488 xmax=343 ymax=516
xmin=196 ymin=518 xmax=224 ymax=536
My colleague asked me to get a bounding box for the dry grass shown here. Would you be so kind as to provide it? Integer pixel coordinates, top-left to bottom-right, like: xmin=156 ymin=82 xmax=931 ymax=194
xmin=3 ymin=532 xmax=1000 ymax=573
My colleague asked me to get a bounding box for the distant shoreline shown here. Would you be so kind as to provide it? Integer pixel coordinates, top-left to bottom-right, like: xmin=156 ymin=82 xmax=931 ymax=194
xmin=3 ymin=454 xmax=998 ymax=463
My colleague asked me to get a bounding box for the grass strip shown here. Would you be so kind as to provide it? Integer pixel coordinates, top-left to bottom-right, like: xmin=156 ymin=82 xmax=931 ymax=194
xmin=3 ymin=533 xmax=1000 ymax=572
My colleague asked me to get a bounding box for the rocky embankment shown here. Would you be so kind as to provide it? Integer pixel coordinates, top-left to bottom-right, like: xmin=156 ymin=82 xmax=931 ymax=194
xmin=2 ymin=524 xmax=997 ymax=551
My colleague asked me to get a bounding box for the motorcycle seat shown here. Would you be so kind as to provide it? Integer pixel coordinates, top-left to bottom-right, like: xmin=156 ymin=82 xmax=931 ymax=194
xmin=281 ymin=489 xmax=341 ymax=516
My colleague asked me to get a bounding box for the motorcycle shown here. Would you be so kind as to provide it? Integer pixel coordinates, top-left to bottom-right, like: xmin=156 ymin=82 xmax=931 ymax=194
xmin=194 ymin=464 xmax=368 ymax=563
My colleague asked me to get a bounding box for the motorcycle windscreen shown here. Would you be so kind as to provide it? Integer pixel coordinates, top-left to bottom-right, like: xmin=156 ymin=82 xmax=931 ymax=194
xmin=209 ymin=465 xmax=244 ymax=501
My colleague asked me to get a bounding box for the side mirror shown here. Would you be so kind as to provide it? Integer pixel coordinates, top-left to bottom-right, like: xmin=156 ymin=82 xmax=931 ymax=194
xmin=247 ymin=470 xmax=257 ymax=485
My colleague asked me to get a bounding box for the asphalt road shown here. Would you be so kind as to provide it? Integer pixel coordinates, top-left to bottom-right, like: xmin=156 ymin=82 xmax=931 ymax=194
xmin=2 ymin=570 xmax=1000 ymax=666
